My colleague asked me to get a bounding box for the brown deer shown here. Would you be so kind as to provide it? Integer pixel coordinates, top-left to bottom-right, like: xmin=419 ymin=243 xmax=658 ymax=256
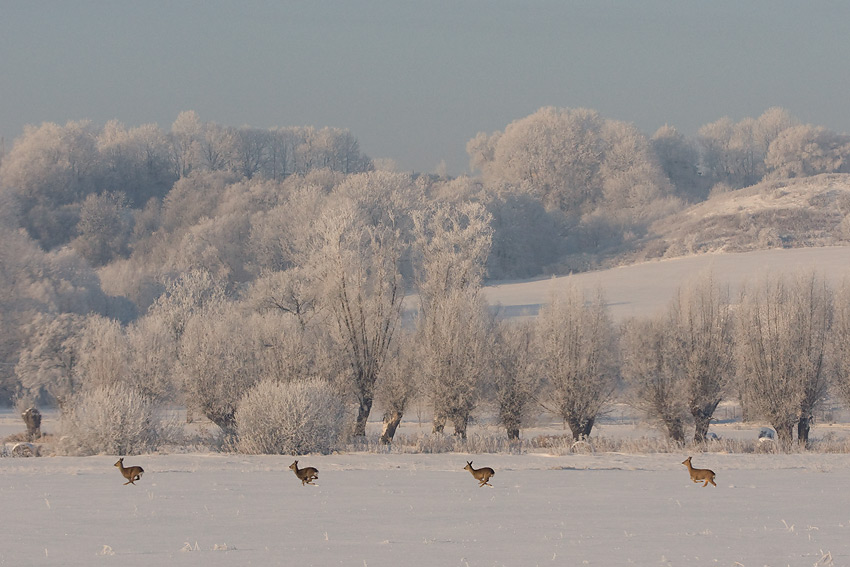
xmin=681 ymin=456 xmax=716 ymax=487
xmin=289 ymin=460 xmax=319 ymax=486
xmin=464 ymin=461 xmax=495 ymax=487
xmin=114 ymin=458 xmax=144 ymax=485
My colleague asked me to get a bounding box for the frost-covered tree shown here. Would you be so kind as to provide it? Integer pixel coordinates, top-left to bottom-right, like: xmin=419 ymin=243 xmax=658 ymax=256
xmin=667 ymin=273 xmax=735 ymax=443
xmin=765 ymin=124 xmax=850 ymax=179
xmin=61 ymin=382 xmax=171 ymax=456
xmin=412 ymin=201 xmax=492 ymax=314
xmin=178 ymin=301 xmax=258 ymax=438
xmin=15 ymin=313 xmax=86 ymax=409
xmin=651 ymin=125 xmax=704 ymax=202
xmin=74 ymin=315 xmax=130 ymax=391
xmin=236 ymin=378 xmax=347 ymax=455
xmin=308 ymin=204 xmax=405 ymax=436
xmin=147 ymin=269 xmax=228 ymax=351
xmin=491 ymin=319 xmax=539 ymax=440
xmin=97 ymin=120 xmax=175 ymax=205
xmin=697 ymin=108 xmax=798 ymax=189
xmin=125 ymin=314 xmax=180 ymax=403
xmin=414 ymin=201 xmax=493 ymax=438
xmin=375 ymin=328 xmax=419 ymax=444
xmin=620 ymin=315 xmax=688 ymax=444
xmin=468 ymin=107 xmax=674 ymax=222
xmin=170 ymin=111 xmax=203 ymax=178
xmin=468 ymin=107 xmax=605 ymax=212
xmin=71 ymin=191 xmax=133 ymax=266
xmin=421 ymin=287 xmax=494 ymax=439
xmin=598 ymin=120 xmax=674 ymax=214
xmin=247 ymin=267 xmax=319 ymax=330
xmin=0 ymin=120 xmax=99 ymax=248
xmin=536 ymin=285 xmax=617 ymax=441
xmin=736 ymin=272 xmax=832 ymax=446
xmin=831 ymin=278 xmax=850 ymax=415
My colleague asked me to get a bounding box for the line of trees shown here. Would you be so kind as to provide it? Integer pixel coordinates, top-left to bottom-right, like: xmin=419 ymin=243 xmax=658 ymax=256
xmin=12 ymin=255 xmax=850 ymax=453
xmin=4 ymin=106 xmax=850 ymax=453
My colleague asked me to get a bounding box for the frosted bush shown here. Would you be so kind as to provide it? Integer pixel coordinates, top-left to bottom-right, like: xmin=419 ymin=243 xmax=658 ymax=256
xmin=60 ymin=383 xmax=172 ymax=456
xmin=236 ymin=379 xmax=347 ymax=455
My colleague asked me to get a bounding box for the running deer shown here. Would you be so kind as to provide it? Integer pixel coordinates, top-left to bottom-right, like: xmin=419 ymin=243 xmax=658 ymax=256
xmin=464 ymin=461 xmax=495 ymax=487
xmin=289 ymin=460 xmax=319 ymax=486
xmin=681 ymin=456 xmax=716 ymax=487
xmin=114 ymin=457 xmax=144 ymax=485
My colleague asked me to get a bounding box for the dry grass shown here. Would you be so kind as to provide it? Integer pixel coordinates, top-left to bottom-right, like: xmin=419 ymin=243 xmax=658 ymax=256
xmin=643 ymin=173 xmax=850 ymax=260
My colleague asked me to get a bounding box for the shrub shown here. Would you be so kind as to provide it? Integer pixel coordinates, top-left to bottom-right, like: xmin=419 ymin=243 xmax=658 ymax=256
xmin=60 ymin=383 xmax=173 ymax=455
xmin=236 ymin=379 xmax=347 ymax=455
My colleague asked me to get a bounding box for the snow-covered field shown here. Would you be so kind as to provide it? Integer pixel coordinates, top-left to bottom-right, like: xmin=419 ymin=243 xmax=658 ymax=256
xmin=5 ymin=248 xmax=850 ymax=566
xmin=1 ymin=452 xmax=848 ymax=566
xmin=484 ymin=246 xmax=850 ymax=321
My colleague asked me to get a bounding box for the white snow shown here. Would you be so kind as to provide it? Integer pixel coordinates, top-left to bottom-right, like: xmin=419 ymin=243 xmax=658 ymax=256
xmin=2 ymin=452 xmax=849 ymax=566
xmin=484 ymin=246 xmax=850 ymax=321
xmin=5 ymin=247 xmax=850 ymax=566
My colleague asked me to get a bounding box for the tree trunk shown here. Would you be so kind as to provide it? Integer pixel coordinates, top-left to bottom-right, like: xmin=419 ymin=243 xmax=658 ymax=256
xmin=22 ymin=407 xmax=42 ymax=442
xmin=691 ymin=401 xmax=719 ymax=444
xmin=353 ymin=395 xmax=373 ymax=437
xmin=380 ymin=410 xmax=403 ymax=444
xmin=567 ymin=416 xmax=595 ymax=441
xmin=208 ymin=409 xmax=237 ymax=440
xmin=451 ymin=413 xmax=468 ymax=440
xmin=501 ymin=406 xmax=522 ymax=441
xmin=797 ymin=414 xmax=813 ymax=447
xmin=663 ymin=416 xmax=685 ymax=445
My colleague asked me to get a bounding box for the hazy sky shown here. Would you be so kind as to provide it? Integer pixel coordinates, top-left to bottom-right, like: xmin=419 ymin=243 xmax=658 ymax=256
xmin=2 ymin=1 xmax=849 ymax=174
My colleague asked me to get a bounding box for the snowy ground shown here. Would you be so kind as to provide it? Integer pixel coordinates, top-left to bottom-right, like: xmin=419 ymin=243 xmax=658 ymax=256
xmin=4 ymin=248 xmax=850 ymax=566
xmin=1 ymin=451 xmax=848 ymax=567
xmin=484 ymin=246 xmax=850 ymax=321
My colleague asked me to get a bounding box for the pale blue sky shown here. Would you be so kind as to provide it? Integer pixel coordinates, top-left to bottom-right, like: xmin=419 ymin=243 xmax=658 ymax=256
xmin=1 ymin=1 xmax=848 ymax=174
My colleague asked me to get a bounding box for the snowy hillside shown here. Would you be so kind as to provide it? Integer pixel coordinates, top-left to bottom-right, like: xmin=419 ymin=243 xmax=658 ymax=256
xmin=484 ymin=245 xmax=850 ymax=320
xmin=645 ymin=173 xmax=850 ymax=258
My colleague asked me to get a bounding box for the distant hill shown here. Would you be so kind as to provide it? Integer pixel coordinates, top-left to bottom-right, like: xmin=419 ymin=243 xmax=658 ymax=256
xmin=483 ymin=173 xmax=850 ymax=321
xmin=642 ymin=173 xmax=850 ymax=259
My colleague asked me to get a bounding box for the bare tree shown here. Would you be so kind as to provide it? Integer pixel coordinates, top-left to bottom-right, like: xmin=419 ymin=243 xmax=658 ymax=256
xmin=651 ymin=124 xmax=704 ymax=202
xmin=178 ymin=301 xmax=258 ymax=438
xmin=537 ymin=285 xmax=618 ymax=441
xmin=413 ymin=202 xmax=493 ymax=438
xmin=419 ymin=287 xmax=494 ymax=439
xmin=620 ymin=316 xmax=688 ymax=444
xmin=491 ymin=319 xmax=539 ymax=440
xmin=831 ymin=278 xmax=850 ymax=415
xmin=375 ymin=328 xmax=418 ymax=444
xmin=736 ymin=272 xmax=832 ymax=446
xmin=125 ymin=314 xmax=181 ymax=404
xmin=71 ymin=191 xmax=133 ymax=266
xmin=309 ymin=206 xmax=405 ymax=437
xmin=668 ymin=273 xmax=735 ymax=443
xmin=15 ymin=313 xmax=86 ymax=410
xmin=765 ymin=124 xmax=850 ymax=179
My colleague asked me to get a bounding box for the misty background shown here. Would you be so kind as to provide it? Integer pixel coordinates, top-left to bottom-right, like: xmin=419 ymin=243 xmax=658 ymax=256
xmin=2 ymin=1 xmax=849 ymax=174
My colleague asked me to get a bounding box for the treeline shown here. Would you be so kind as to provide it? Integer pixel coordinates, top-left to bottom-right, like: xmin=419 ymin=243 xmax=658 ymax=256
xmin=2 ymin=106 xmax=850 ymax=452
xmin=11 ymin=257 xmax=850 ymax=454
